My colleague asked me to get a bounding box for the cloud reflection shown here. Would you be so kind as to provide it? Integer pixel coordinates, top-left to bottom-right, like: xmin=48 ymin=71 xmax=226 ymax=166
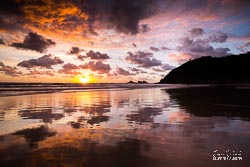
xmin=0 ymin=87 xmax=250 ymax=166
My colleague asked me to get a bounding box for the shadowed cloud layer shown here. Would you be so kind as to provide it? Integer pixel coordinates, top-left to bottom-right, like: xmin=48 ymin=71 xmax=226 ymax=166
xmin=1 ymin=0 xmax=250 ymax=36
xmin=0 ymin=62 xmax=22 ymax=77
xmin=0 ymin=0 xmax=250 ymax=82
xmin=171 ymin=28 xmax=231 ymax=63
xmin=80 ymin=61 xmax=111 ymax=74
xmin=17 ymin=54 xmax=64 ymax=69
xmin=78 ymin=50 xmax=110 ymax=60
xmin=10 ymin=32 xmax=56 ymax=53
xmin=126 ymin=51 xmax=162 ymax=68
xmin=67 ymin=47 xmax=83 ymax=55
xmin=0 ymin=0 xmax=158 ymax=35
xmin=114 ymin=67 xmax=136 ymax=76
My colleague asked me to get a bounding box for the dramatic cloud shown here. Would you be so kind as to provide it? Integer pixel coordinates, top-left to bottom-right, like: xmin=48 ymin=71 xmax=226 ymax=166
xmin=86 ymin=50 xmax=110 ymax=60
xmin=161 ymin=64 xmax=175 ymax=70
xmin=161 ymin=46 xmax=170 ymax=50
xmin=80 ymin=61 xmax=111 ymax=74
xmin=0 ymin=61 xmax=22 ymax=77
xmin=67 ymin=47 xmax=83 ymax=55
xmin=176 ymin=28 xmax=230 ymax=59
xmin=152 ymin=64 xmax=175 ymax=72
xmin=83 ymin=0 xmax=157 ymax=34
xmin=62 ymin=63 xmax=79 ymax=70
xmin=1 ymin=0 xmax=250 ymax=83
xmin=139 ymin=24 xmax=151 ymax=33
xmin=114 ymin=67 xmax=135 ymax=76
xmin=178 ymin=38 xmax=230 ymax=58
xmin=0 ymin=0 xmax=88 ymax=34
xmin=189 ymin=28 xmax=204 ymax=37
xmin=208 ymin=31 xmax=228 ymax=43
xmin=0 ymin=1 xmax=27 ymax=32
xmin=17 ymin=54 xmax=64 ymax=69
xmin=58 ymin=63 xmax=80 ymax=75
xmin=149 ymin=47 xmax=160 ymax=52
xmin=77 ymin=50 xmax=110 ymax=61
xmin=126 ymin=51 xmax=162 ymax=68
xmin=0 ymin=39 xmax=5 ymax=45
xmin=0 ymin=0 xmax=161 ymax=35
xmin=10 ymin=32 xmax=56 ymax=53
xmin=1 ymin=0 xmax=250 ymax=36
xmin=129 ymin=67 xmax=147 ymax=74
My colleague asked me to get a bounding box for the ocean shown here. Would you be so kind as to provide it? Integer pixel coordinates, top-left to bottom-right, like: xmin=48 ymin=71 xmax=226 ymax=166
xmin=0 ymin=83 xmax=249 ymax=167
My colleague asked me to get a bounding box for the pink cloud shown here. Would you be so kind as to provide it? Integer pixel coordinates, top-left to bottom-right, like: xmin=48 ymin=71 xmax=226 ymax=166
xmin=168 ymin=52 xmax=191 ymax=64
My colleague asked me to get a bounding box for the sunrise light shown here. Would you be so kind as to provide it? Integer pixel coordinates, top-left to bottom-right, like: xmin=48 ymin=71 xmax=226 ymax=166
xmin=79 ymin=76 xmax=90 ymax=83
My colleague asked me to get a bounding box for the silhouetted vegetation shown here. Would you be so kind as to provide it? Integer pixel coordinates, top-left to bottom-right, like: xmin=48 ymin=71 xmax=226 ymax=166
xmin=160 ymin=52 xmax=250 ymax=84
xmin=127 ymin=80 xmax=148 ymax=84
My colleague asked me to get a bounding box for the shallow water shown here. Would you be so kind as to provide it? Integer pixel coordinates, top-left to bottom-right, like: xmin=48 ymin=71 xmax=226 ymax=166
xmin=0 ymin=85 xmax=250 ymax=167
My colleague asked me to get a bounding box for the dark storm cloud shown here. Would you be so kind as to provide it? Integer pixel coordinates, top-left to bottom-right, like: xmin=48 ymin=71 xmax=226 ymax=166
xmin=10 ymin=32 xmax=56 ymax=53
xmin=1 ymin=0 xmax=250 ymax=35
xmin=80 ymin=61 xmax=111 ymax=74
xmin=82 ymin=0 xmax=156 ymax=34
xmin=17 ymin=54 xmax=64 ymax=69
xmin=0 ymin=0 xmax=159 ymax=35
xmin=149 ymin=47 xmax=160 ymax=52
xmin=67 ymin=47 xmax=83 ymax=55
xmin=0 ymin=61 xmax=22 ymax=77
xmin=0 ymin=15 xmax=26 ymax=32
xmin=0 ymin=0 xmax=29 ymax=32
xmin=0 ymin=0 xmax=39 ymax=15
xmin=126 ymin=51 xmax=162 ymax=68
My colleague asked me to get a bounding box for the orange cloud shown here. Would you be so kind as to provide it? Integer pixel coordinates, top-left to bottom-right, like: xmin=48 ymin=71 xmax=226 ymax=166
xmin=168 ymin=52 xmax=191 ymax=64
xmin=21 ymin=0 xmax=90 ymax=43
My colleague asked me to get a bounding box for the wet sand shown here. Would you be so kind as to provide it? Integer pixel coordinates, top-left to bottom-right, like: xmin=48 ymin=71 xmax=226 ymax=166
xmin=0 ymin=85 xmax=250 ymax=167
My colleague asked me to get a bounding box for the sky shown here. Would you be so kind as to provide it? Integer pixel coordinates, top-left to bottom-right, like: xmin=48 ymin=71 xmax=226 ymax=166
xmin=0 ymin=0 xmax=250 ymax=83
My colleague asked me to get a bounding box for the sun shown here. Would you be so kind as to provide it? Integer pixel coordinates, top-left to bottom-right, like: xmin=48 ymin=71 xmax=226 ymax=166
xmin=79 ymin=76 xmax=90 ymax=83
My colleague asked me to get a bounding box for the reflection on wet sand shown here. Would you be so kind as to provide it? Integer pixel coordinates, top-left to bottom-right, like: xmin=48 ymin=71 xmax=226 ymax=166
xmin=0 ymin=87 xmax=250 ymax=167
xmin=166 ymin=86 xmax=250 ymax=120
xmin=13 ymin=125 xmax=56 ymax=148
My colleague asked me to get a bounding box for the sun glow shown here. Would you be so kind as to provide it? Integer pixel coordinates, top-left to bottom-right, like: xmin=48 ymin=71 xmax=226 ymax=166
xmin=79 ymin=76 xmax=90 ymax=83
